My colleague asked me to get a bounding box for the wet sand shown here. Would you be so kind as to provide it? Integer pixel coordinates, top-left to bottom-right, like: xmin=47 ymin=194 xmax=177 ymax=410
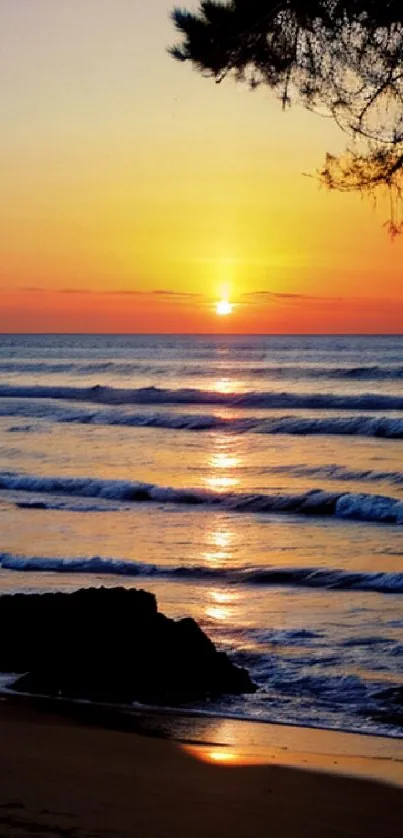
xmin=0 ymin=699 xmax=402 ymax=838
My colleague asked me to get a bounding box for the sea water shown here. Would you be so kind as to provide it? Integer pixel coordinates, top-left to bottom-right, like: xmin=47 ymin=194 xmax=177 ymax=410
xmin=0 ymin=333 xmax=403 ymax=738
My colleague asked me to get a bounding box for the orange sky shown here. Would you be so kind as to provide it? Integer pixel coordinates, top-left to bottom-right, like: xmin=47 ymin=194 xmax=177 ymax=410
xmin=1 ymin=0 xmax=402 ymax=333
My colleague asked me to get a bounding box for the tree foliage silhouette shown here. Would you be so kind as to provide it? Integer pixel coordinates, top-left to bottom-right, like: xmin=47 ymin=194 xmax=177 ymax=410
xmin=170 ymin=1 xmax=403 ymax=232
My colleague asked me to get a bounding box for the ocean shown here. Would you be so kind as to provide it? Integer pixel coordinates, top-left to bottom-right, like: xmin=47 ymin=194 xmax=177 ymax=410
xmin=0 ymin=333 xmax=403 ymax=739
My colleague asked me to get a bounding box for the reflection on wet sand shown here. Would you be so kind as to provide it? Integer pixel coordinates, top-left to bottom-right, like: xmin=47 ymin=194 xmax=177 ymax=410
xmin=202 ymin=749 xmax=238 ymax=764
xmin=180 ymin=717 xmax=403 ymax=784
xmin=182 ymin=745 xmax=254 ymax=765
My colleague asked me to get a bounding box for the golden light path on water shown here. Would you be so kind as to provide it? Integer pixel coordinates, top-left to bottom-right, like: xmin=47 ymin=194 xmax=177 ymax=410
xmin=201 ymin=424 xmax=244 ymax=622
xmin=202 ymin=428 xmax=242 ymax=492
xmin=205 ymin=588 xmax=240 ymax=624
xmin=202 ymin=527 xmax=234 ymax=567
xmin=211 ymin=376 xmax=244 ymax=394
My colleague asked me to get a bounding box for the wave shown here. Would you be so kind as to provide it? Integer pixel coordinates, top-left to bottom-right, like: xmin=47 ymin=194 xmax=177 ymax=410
xmin=1 ymin=552 xmax=403 ymax=594
xmin=2 ymin=471 xmax=403 ymax=524
xmin=3 ymin=400 xmax=403 ymax=439
xmin=16 ymin=461 xmax=403 ymax=493
xmin=269 ymin=463 xmax=403 ymax=485
xmin=3 ymin=361 xmax=403 ymax=380
xmin=267 ymin=364 xmax=403 ymax=381
xmin=0 ymin=361 xmax=180 ymax=376
xmin=15 ymin=499 xmax=122 ymax=513
xmin=2 ymin=383 xmax=403 ymax=411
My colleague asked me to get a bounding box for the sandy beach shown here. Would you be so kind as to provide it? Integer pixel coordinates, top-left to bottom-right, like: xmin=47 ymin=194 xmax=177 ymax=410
xmin=0 ymin=698 xmax=402 ymax=838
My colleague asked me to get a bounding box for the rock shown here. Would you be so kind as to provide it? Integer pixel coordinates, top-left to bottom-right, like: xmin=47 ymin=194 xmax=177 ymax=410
xmin=0 ymin=587 xmax=256 ymax=703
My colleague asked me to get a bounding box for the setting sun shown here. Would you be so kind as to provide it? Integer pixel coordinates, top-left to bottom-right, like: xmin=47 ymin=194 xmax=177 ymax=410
xmin=216 ymin=300 xmax=233 ymax=316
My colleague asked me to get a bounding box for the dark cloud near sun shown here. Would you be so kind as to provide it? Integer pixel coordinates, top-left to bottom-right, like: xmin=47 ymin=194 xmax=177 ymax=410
xmin=152 ymin=289 xmax=204 ymax=298
xmin=241 ymin=291 xmax=343 ymax=305
xmin=6 ymin=286 xmax=207 ymax=300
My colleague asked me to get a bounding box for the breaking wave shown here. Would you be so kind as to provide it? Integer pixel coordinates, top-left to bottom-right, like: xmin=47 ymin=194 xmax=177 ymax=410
xmin=3 ymin=401 xmax=403 ymax=439
xmin=278 ymin=364 xmax=403 ymax=380
xmin=2 ymin=471 xmax=403 ymax=524
xmin=2 ymin=383 xmax=403 ymax=411
xmin=1 ymin=552 xmax=403 ymax=594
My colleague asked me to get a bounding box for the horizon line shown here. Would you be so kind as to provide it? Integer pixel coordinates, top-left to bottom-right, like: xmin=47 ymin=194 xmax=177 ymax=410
xmin=0 ymin=332 xmax=403 ymax=338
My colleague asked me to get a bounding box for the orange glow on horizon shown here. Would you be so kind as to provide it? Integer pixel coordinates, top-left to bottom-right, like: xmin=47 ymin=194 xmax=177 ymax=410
xmin=0 ymin=1 xmax=402 ymax=333
xmin=2 ymin=286 xmax=403 ymax=333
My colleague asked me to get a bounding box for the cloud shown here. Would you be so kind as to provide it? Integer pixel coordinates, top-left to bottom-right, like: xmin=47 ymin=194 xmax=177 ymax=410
xmin=5 ymin=286 xmax=206 ymax=300
xmin=104 ymin=289 xmax=145 ymax=296
xmin=59 ymin=288 xmax=89 ymax=295
xmin=240 ymin=290 xmax=342 ymax=305
xmin=7 ymin=286 xmax=92 ymax=295
xmin=152 ymin=289 xmax=205 ymax=298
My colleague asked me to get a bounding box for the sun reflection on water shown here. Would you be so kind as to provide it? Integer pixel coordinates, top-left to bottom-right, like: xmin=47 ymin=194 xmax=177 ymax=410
xmin=200 ymin=432 xmax=244 ymax=619
xmin=205 ymin=588 xmax=239 ymax=622
xmin=213 ymin=530 xmax=231 ymax=549
xmin=202 ymin=433 xmax=242 ymax=492
xmin=212 ymin=377 xmax=236 ymax=394
xmin=211 ymin=452 xmax=239 ymax=470
xmin=205 ymin=605 xmax=231 ymax=622
xmin=210 ymin=590 xmax=237 ymax=604
xmin=203 ymin=527 xmax=234 ymax=565
xmin=204 ymin=475 xmax=239 ymax=491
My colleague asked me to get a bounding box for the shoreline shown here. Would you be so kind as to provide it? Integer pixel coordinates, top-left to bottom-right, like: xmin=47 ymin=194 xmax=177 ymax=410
xmin=2 ymin=687 xmax=403 ymax=788
xmin=1 ymin=697 xmax=402 ymax=838
xmin=3 ymin=678 xmax=403 ymax=742
xmin=2 ymin=681 xmax=403 ymax=735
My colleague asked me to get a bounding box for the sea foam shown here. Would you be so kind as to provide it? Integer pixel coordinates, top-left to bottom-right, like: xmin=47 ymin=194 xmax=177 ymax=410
xmin=2 ymin=401 xmax=403 ymax=439
xmin=2 ymin=471 xmax=403 ymax=525
xmin=2 ymin=382 xmax=403 ymax=410
xmin=1 ymin=553 xmax=403 ymax=594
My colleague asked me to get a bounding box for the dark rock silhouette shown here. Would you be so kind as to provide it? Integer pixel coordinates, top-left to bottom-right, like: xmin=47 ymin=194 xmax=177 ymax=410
xmin=0 ymin=586 xmax=256 ymax=703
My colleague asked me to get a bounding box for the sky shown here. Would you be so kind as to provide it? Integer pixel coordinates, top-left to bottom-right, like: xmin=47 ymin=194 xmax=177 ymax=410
xmin=1 ymin=0 xmax=402 ymax=333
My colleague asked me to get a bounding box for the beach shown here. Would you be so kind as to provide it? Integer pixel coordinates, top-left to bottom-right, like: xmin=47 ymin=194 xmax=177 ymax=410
xmin=1 ymin=333 xmax=403 ymax=835
xmin=1 ymin=334 xmax=403 ymax=738
xmin=1 ymin=698 xmax=402 ymax=838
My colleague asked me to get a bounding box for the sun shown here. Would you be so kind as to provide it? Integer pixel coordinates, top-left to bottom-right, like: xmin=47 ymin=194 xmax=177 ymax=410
xmin=216 ymin=299 xmax=233 ymax=316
